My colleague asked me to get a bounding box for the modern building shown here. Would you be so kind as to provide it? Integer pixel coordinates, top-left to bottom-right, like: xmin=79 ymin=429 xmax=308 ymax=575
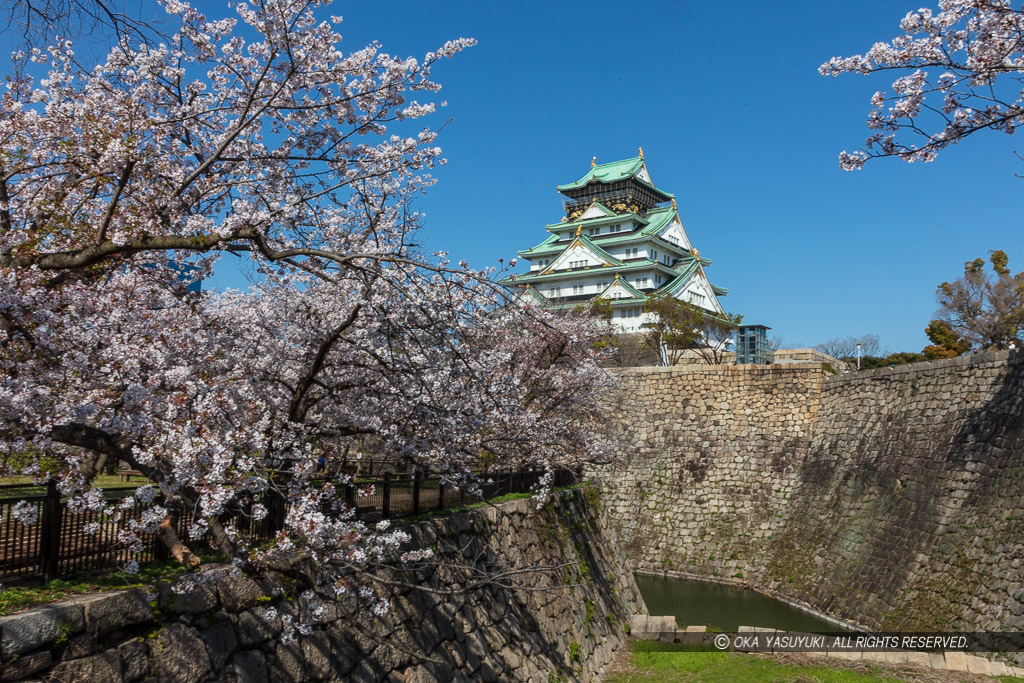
xmin=503 ymin=151 xmax=728 ymax=332
xmin=734 ymin=324 xmax=774 ymax=365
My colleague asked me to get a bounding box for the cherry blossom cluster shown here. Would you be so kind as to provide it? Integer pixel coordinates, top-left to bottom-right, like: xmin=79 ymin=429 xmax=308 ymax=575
xmin=821 ymin=1 xmax=1024 ymax=168
xmin=0 ymin=0 xmax=614 ymax=583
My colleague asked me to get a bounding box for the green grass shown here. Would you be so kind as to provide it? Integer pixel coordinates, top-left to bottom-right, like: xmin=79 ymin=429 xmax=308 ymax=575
xmin=606 ymin=641 xmax=921 ymax=683
xmin=0 ymin=474 xmax=143 ymax=499
xmin=0 ymin=557 xmax=208 ymax=616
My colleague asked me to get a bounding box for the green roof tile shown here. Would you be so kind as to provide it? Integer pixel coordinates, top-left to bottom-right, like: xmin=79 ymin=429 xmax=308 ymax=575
xmin=517 ymin=233 xmax=560 ymax=256
xmin=544 ymin=211 xmax=649 ymax=233
xmin=556 ymin=155 xmax=674 ymax=199
xmin=597 ymin=277 xmax=645 ymax=299
xmin=557 ymin=157 xmax=645 ymax=191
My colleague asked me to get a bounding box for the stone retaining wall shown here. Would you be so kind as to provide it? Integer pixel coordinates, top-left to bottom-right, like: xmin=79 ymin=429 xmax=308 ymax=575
xmin=0 ymin=489 xmax=642 ymax=682
xmin=596 ymin=351 xmax=1024 ymax=637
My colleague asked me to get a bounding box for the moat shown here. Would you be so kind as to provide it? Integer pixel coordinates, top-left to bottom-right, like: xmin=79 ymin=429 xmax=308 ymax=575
xmin=635 ymin=574 xmax=850 ymax=633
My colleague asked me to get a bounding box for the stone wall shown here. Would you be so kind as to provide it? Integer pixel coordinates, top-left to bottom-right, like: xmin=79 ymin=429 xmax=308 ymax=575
xmin=0 ymin=489 xmax=643 ymax=683
xmin=596 ymin=351 xmax=1024 ymax=634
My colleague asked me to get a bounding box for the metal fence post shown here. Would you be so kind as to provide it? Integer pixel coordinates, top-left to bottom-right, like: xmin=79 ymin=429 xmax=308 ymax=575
xmin=271 ymin=489 xmax=287 ymax=534
xmin=345 ymin=482 xmax=355 ymax=514
xmin=412 ymin=469 xmax=421 ymax=516
xmin=39 ymin=479 xmax=63 ymax=582
xmin=382 ymin=472 xmax=391 ymax=520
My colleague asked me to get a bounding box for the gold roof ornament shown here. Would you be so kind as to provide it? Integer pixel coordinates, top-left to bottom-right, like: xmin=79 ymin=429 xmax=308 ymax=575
xmin=591 ymin=156 xmax=597 ymax=167
xmin=638 ymin=146 xmax=644 ymax=160
xmin=614 ymin=272 xmax=620 ymax=280
xmin=575 ymin=225 xmax=582 ymax=237
xmin=671 ymin=198 xmax=677 ymax=210
xmin=561 ymin=216 xmax=567 ymax=223
xmin=693 ymin=248 xmax=700 ymax=260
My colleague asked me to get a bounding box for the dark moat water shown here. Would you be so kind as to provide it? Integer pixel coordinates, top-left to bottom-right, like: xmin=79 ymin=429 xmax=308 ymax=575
xmin=635 ymin=574 xmax=850 ymax=633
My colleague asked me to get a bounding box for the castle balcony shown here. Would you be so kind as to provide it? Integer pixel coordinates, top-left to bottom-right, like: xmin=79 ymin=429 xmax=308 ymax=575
xmin=563 ymin=184 xmax=667 ymax=218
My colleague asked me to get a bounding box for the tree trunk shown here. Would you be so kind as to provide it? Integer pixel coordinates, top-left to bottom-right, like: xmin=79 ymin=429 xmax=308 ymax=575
xmin=157 ymin=497 xmax=200 ymax=568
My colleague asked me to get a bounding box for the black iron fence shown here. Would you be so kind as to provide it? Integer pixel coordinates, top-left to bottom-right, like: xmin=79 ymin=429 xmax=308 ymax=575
xmin=0 ymin=468 xmax=578 ymax=585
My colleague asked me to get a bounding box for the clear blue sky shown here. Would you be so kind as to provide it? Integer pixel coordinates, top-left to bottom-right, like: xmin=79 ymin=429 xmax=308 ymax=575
xmin=307 ymin=0 xmax=1022 ymax=352
xmin=43 ymin=0 xmax=1024 ymax=352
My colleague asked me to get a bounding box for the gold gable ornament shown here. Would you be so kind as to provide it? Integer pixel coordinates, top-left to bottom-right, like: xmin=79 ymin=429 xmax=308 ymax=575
xmin=575 ymin=225 xmax=582 ymax=237
xmin=591 ymin=156 xmax=597 ymax=167
xmin=638 ymin=146 xmax=644 ymax=160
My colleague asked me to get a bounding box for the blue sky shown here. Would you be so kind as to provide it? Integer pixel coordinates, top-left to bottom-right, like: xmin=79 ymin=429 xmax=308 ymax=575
xmin=301 ymin=0 xmax=1022 ymax=352
xmin=42 ymin=0 xmax=1024 ymax=352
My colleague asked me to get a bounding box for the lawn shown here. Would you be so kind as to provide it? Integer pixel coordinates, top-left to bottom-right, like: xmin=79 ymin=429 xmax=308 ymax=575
xmin=606 ymin=641 xmax=1017 ymax=683
xmin=0 ymin=474 xmax=144 ymax=499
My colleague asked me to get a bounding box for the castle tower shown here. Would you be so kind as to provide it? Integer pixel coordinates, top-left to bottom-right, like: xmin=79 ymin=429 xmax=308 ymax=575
xmin=504 ymin=152 xmax=728 ymax=332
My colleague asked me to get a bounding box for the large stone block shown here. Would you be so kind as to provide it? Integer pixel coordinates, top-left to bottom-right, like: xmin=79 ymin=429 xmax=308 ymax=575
xmin=227 ymin=649 xmax=268 ymax=683
xmin=201 ymin=618 xmax=237 ymax=672
xmin=0 ymin=601 xmax=83 ymax=659
xmin=47 ymin=649 xmax=121 ymax=682
xmin=0 ymin=649 xmax=51 ymax=680
xmin=234 ymin=605 xmax=282 ymax=647
xmin=118 ymin=639 xmax=150 ymax=682
xmin=217 ymin=573 xmax=265 ymax=612
xmin=154 ymin=623 xmax=212 ymax=683
xmin=168 ymin=582 xmax=218 ymax=614
xmin=78 ymin=589 xmax=155 ymax=637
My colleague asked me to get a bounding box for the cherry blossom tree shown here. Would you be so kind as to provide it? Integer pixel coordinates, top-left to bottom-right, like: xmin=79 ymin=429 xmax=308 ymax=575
xmin=821 ymin=1 xmax=1024 ymax=169
xmin=0 ymin=0 xmax=613 ymax=585
xmin=2 ymin=0 xmax=165 ymax=48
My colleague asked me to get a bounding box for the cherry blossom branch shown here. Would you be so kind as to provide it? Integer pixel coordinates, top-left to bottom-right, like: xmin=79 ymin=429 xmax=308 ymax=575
xmin=821 ymin=1 xmax=1024 ymax=168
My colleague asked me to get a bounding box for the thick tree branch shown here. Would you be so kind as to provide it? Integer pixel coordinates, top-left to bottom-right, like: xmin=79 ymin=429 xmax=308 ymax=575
xmin=97 ymin=159 xmax=135 ymax=241
xmin=289 ymin=303 xmax=362 ymax=422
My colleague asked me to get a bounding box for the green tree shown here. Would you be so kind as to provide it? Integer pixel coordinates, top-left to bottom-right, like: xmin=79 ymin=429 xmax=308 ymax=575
xmin=642 ymin=296 xmax=742 ymax=366
xmin=586 ymin=300 xmax=653 ymax=367
xmin=935 ymin=250 xmax=1024 ymax=351
xmin=860 ymin=352 xmax=928 ymax=369
xmin=922 ymin=320 xmax=970 ymax=359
